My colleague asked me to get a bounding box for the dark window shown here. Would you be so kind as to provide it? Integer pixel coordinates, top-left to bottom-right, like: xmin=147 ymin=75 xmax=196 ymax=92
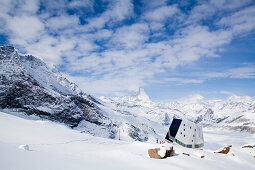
xmin=190 ymin=127 xmax=191 ymax=129
xmin=192 ymin=140 xmax=193 ymax=142
xmin=195 ymin=129 xmax=196 ymax=131
xmin=193 ymin=135 xmax=195 ymax=137
xmin=184 ymin=129 xmax=185 ymax=131
xmin=184 ymin=124 xmax=185 ymax=126
xmin=180 ymin=132 xmax=182 ymax=134
xmin=166 ymin=118 xmax=182 ymax=140
xmin=184 ymin=135 xmax=185 ymax=137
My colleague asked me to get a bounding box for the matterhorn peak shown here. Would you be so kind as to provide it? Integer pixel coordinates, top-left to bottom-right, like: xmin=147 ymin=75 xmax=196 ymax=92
xmin=132 ymin=88 xmax=151 ymax=101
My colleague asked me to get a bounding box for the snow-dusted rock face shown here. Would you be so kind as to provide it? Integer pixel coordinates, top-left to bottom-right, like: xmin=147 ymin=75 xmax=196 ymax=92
xmin=132 ymin=88 xmax=151 ymax=102
xmin=0 ymin=46 xmax=108 ymax=129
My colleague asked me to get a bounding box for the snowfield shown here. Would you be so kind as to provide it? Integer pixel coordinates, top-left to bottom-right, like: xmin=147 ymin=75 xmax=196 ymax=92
xmin=0 ymin=111 xmax=255 ymax=170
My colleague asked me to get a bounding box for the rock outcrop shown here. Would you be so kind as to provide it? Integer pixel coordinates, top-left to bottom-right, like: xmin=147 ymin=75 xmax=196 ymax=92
xmin=148 ymin=146 xmax=175 ymax=159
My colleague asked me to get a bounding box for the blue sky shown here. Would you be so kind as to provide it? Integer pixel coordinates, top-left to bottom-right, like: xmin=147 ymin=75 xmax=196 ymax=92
xmin=0 ymin=0 xmax=255 ymax=100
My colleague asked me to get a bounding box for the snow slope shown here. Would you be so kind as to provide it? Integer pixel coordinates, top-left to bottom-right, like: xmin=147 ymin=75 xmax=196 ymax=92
xmin=0 ymin=111 xmax=255 ymax=170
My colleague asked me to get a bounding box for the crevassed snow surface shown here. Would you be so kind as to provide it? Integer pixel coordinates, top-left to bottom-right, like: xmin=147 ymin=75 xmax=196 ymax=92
xmin=0 ymin=111 xmax=255 ymax=170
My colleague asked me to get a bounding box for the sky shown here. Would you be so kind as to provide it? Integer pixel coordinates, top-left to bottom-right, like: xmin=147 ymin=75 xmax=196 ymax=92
xmin=0 ymin=0 xmax=255 ymax=101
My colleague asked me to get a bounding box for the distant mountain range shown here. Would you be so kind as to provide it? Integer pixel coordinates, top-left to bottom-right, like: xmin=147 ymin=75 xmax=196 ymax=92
xmin=1 ymin=46 xmax=254 ymax=143
xmin=100 ymin=89 xmax=255 ymax=134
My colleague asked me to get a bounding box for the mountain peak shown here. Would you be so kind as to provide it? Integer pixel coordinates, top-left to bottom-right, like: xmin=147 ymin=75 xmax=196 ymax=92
xmin=132 ymin=88 xmax=150 ymax=101
xmin=0 ymin=46 xmax=15 ymax=53
xmin=0 ymin=46 xmax=18 ymax=59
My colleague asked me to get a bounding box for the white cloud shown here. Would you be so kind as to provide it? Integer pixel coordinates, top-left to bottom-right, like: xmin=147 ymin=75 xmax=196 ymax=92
xmin=0 ymin=0 xmax=40 ymax=15
xmin=173 ymin=26 xmax=232 ymax=49
xmin=108 ymin=0 xmax=134 ymax=21
xmin=148 ymin=22 xmax=165 ymax=31
xmin=65 ymin=67 xmax=150 ymax=96
xmin=201 ymin=65 xmax=255 ymax=79
xmin=144 ymin=25 xmax=233 ymax=69
xmin=166 ymin=78 xmax=204 ymax=84
xmin=220 ymin=91 xmax=236 ymax=96
xmin=186 ymin=0 xmax=253 ymax=24
xmin=25 ymin=35 xmax=76 ymax=64
xmin=7 ymin=15 xmax=44 ymax=43
xmin=18 ymin=0 xmax=40 ymax=14
xmin=93 ymin=29 xmax=113 ymax=40
xmin=229 ymin=66 xmax=255 ymax=78
xmin=68 ymin=0 xmax=93 ymax=9
xmin=203 ymin=72 xmax=227 ymax=78
xmin=109 ymin=23 xmax=149 ymax=49
xmin=86 ymin=0 xmax=134 ymax=30
xmin=46 ymin=15 xmax=80 ymax=30
xmin=217 ymin=6 xmax=255 ymax=35
xmin=143 ymin=5 xmax=181 ymax=32
xmin=209 ymin=0 xmax=252 ymax=11
xmin=144 ymin=5 xmax=179 ymax=22
xmin=141 ymin=0 xmax=167 ymax=10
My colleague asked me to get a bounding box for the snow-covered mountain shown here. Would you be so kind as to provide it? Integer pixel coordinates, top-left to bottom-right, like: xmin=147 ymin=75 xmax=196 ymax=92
xmin=0 ymin=46 xmax=163 ymax=141
xmin=100 ymin=90 xmax=255 ymax=134
xmin=0 ymin=46 xmax=116 ymax=137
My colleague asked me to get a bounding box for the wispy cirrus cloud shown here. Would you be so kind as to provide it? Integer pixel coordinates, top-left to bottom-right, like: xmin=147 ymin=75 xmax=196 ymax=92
xmin=109 ymin=23 xmax=149 ymax=49
xmin=220 ymin=91 xmax=236 ymax=96
xmin=185 ymin=0 xmax=253 ymax=24
xmin=143 ymin=5 xmax=180 ymax=22
xmin=217 ymin=5 xmax=255 ymax=35
xmin=200 ymin=64 xmax=255 ymax=79
xmin=165 ymin=78 xmax=204 ymax=84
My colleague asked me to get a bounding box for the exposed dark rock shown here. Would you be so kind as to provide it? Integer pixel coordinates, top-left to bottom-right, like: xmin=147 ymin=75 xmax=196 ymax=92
xmin=204 ymin=108 xmax=214 ymax=121
xmin=195 ymin=115 xmax=203 ymax=123
xmin=128 ymin=124 xmax=148 ymax=141
xmin=225 ymin=125 xmax=255 ymax=134
xmin=216 ymin=116 xmax=229 ymax=123
xmin=195 ymin=108 xmax=214 ymax=123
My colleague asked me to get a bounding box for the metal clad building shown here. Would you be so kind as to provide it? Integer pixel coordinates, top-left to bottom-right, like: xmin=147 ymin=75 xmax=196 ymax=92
xmin=165 ymin=118 xmax=204 ymax=148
